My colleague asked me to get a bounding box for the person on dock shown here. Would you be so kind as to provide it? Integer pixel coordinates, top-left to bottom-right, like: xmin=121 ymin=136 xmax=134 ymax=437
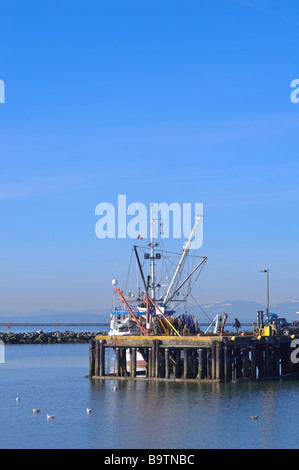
xmin=233 ymin=318 xmax=241 ymax=335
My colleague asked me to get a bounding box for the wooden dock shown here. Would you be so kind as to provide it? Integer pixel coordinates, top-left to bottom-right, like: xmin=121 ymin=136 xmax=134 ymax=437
xmin=89 ymin=334 xmax=299 ymax=382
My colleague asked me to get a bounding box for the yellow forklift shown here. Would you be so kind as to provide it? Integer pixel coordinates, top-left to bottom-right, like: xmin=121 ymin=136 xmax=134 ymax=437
xmin=255 ymin=311 xmax=278 ymax=337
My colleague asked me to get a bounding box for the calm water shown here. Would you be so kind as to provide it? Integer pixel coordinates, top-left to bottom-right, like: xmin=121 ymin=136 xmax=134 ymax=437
xmin=0 ymin=342 xmax=299 ymax=449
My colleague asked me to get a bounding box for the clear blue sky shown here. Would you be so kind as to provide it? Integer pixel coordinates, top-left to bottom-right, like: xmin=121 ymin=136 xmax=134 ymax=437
xmin=0 ymin=0 xmax=299 ymax=315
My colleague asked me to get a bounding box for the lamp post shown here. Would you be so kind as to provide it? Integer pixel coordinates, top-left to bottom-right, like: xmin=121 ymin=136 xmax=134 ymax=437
xmin=260 ymin=269 xmax=269 ymax=322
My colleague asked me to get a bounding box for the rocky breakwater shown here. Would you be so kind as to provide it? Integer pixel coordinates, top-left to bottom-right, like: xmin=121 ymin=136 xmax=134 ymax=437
xmin=0 ymin=330 xmax=107 ymax=344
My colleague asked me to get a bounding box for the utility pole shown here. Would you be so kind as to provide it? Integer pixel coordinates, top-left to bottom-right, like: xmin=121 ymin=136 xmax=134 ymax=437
xmin=260 ymin=269 xmax=270 ymax=322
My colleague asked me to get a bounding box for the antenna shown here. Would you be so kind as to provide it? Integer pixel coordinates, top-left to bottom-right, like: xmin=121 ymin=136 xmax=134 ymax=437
xmin=112 ymin=279 xmax=118 ymax=309
xmin=148 ymin=203 xmax=159 ymax=300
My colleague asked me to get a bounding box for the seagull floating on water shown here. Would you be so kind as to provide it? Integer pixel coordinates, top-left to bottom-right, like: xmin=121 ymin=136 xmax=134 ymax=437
xmin=113 ymin=387 xmax=118 ymax=391
xmin=47 ymin=414 xmax=55 ymax=420
xmin=16 ymin=397 xmax=20 ymax=402
xmin=86 ymin=408 xmax=92 ymax=413
xmin=33 ymin=409 xmax=40 ymax=413
xmin=250 ymin=416 xmax=258 ymax=420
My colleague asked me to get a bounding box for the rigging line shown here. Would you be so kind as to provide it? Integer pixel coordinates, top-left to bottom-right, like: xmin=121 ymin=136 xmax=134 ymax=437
xmin=167 ymin=261 xmax=195 ymax=298
xmin=162 ymin=260 xmax=199 ymax=305
xmin=158 ymin=256 xmax=182 ymax=294
xmin=163 ymin=253 xmax=192 ymax=280
xmin=186 ymin=263 xmax=206 ymax=294
xmin=185 ymin=278 xmax=193 ymax=299
xmin=161 ymin=256 xmax=179 ymax=281
xmin=124 ymin=248 xmax=134 ymax=294
xmin=189 ymin=293 xmax=214 ymax=323
xmin=137 ymin=245 xmax=204 ymax=259
xmin=160 ymin=253 xmax=167 ymax=277
xmin=165 ymin=257 xmax=206 ymax=306
xmin=159 ymin=255 xmax=172 ymax=298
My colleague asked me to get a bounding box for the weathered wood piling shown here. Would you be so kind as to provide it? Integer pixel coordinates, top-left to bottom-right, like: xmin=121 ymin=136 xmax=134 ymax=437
xmin=89 ymin=334 xmax=299 ymax=382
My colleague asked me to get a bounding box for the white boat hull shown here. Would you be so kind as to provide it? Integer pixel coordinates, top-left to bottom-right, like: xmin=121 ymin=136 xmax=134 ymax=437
xmin=126 ymin=349 xmax=146 ymax=370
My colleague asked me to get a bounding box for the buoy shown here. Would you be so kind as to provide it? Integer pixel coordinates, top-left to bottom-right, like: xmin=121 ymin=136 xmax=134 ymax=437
xmin=6 ymin=323 xmax=10 ymax=329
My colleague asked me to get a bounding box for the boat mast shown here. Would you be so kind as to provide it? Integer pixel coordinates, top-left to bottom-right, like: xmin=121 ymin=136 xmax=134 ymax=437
xmin=133 ymin=245 xmax=148 ymax=296
xmin=163 ymin=215 xmax=201 ymax=306
xmin=164 ymin=256 xmax=207 ymax=306
xmin=148 ymin=203 xmax=157 ymax=300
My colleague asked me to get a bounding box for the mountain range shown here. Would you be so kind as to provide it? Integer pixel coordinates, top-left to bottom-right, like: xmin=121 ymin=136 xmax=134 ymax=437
xmin=1 ymin=300 xmax=299 ymax=324
xmin=200 ymin=299 xmax=299 ymax=324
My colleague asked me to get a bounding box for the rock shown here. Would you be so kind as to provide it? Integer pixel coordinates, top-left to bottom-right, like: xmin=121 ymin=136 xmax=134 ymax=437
xmin=0 ymin=331 xmax=106 ymax=344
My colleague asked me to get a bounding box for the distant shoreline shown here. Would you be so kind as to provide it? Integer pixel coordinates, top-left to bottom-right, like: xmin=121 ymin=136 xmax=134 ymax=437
xmin=0 ymin=323 xmax=110 ymax=327
xmin=0 ymin=322 xmax=252 ymax=327
xmin=0 ymin=321 xmax=254 ymax=344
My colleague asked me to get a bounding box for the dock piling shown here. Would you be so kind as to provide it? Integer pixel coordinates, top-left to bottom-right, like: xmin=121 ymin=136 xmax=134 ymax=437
xmin=197 ymin=348 xmax=204 ymax=380
xmin=89 ymin=339 xmax=95 ymax=378
xmin=89 ymin=334 xmax=299 ymax=383
xmin=165 ymin=348 xmax=170 ymax=379
xmin=99 ymin=339 xmax=105 ymax=377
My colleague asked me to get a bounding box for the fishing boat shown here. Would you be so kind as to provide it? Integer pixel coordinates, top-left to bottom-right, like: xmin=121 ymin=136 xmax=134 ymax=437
xmin=108 ymin=206 xmax=208 ymax=371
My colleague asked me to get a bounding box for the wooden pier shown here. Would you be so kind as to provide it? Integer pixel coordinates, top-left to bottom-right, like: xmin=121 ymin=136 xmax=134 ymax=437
xmin=89 ymin=334 xmax=299 ymax=382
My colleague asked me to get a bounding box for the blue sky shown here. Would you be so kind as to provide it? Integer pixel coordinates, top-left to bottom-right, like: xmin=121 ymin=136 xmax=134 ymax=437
xmin=0 ymin=0 xmax=299 ymax=315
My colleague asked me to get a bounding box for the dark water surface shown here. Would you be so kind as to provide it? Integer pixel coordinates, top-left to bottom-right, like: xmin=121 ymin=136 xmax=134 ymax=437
xmin=0 ymin=343 xmax=298 ymax=449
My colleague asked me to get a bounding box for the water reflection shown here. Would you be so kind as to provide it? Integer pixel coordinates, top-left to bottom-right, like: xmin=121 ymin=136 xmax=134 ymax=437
xmin=1 ymin=343 xmax=299 ymax=448
xmin=89 ymin=377 xmax=299 ymax=449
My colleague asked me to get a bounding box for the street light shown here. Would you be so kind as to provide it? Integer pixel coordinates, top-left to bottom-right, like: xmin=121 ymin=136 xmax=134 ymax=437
xmin=260 ymin=269 xmax=270 ymax=322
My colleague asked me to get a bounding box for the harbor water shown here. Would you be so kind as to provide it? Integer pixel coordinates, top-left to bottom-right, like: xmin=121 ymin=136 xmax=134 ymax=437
xmin=1 ymin=342 xmax=299 ymax=449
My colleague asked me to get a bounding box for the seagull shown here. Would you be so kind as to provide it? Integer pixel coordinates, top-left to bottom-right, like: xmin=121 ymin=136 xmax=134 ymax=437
xmin=113 ymin=386 xmax=118 ymax=391
xmin=47 ymin=414 xmax=55 ymax=420
xmin=33 ymin=409 xmax=41 ymax=413
xmin=86 ymin=408 xmax=91 ymax=413
xmin=16 ymin=397 xmax=20 ymax=402
xmin=250 ymin=416 xmax=258 ymax=420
